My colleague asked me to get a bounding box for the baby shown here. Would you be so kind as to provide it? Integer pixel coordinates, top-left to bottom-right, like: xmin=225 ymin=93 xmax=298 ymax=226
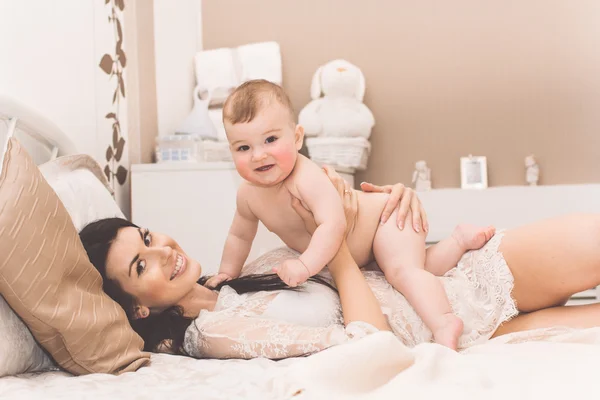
xmin=209 ymin=80 xmax=495 ymax=349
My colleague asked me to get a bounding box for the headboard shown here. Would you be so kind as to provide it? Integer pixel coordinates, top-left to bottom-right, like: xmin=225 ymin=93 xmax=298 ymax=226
xmin=0 ymin=96 xmax=78 ymax=166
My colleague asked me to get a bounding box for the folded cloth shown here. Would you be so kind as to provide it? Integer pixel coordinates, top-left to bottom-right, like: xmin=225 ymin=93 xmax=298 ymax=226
xmin=208 ymin=108 xmax=228 ymax=141
xmin=194 ymin=47 xmax=240 ymax=106
xmin=237 ymin=41 xmax=282 ymax=85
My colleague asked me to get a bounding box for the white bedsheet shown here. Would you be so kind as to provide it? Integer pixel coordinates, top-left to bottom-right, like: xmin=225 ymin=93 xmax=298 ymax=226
xmin=2 ymin=327 xmax=600 ymax=400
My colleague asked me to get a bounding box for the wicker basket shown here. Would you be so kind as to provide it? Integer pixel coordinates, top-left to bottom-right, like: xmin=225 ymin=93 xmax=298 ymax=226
xmin=201 ymin=140 xmax=233 ymax=162
xmin=306 ymin=137 xmax=371 ymax=170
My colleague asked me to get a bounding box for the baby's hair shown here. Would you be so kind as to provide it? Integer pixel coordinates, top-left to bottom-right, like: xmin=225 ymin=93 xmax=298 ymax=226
xmin=223 ymin=79 xmax=295 ymax=125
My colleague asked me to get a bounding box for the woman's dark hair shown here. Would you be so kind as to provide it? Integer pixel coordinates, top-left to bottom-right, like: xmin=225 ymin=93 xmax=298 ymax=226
xmin=79 ymin=217 xmax=334 ymax=355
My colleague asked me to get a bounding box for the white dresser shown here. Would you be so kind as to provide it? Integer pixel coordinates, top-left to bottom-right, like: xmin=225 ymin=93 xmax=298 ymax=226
xmin=418 ymin=184 xmax=600 ymax=305
xmin=131 ymin=162 xmax=354 ymax=276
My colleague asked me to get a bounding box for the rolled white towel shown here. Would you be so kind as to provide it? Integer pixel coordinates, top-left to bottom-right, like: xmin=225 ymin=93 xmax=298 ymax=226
xmin=194 ymin=47 xmax=240 ymax=106
xmin=237 ymin=41 xmax=282 ymax=85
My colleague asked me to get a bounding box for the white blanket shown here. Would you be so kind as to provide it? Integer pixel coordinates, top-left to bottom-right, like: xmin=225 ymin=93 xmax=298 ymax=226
xmin=1 ymin=328 xmax=600 ymax=399
xmin=288 ymin=327 xmax=600 ymax=399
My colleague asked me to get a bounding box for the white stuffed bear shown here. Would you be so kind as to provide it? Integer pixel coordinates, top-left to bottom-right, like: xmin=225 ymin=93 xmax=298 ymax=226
xmin=299 ymin=59 xmax=375 ymax=138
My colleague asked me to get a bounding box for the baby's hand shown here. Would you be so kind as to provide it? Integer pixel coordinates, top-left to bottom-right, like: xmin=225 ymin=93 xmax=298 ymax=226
xmin=206 ymin=272 xmax=233 ymax=288
xmin=273 ymin=259 xmax=310 ymax=287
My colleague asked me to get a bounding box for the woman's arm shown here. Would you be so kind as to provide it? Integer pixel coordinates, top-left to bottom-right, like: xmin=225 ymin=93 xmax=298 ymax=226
xmin=291 ymin=168 xmax=391 ymax=332
xmin=328 ymin=242 xmax=391 ymax=331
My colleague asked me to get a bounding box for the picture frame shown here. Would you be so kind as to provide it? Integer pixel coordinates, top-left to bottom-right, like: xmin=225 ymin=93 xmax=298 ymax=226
xmin=460 ymin=155 xmax=488 ymax=189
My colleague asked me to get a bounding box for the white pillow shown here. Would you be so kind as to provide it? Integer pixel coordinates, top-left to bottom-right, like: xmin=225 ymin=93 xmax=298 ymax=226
xmin=39 ymin=154 xmax=125 ymax=230
xmin=0 ymin=154 xmax=123 ymax=377
xmin=0 ymin=297 xmax=55 ymax=377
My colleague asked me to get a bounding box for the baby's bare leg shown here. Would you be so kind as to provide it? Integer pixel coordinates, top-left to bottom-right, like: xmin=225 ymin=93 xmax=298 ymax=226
xmin=424 ymin=225 xmax=496 ymax=276
xmin=373 ymin=210 xmax=463 ymax=350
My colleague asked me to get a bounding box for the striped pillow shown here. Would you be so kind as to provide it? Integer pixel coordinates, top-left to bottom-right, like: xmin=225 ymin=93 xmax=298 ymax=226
xmin=0 ymin=138 xmax=150 ymax=375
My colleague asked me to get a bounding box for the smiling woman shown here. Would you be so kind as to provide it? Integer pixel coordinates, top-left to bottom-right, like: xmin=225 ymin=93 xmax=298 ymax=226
xmin=105 ymin=223 xmax=209 ymax=319
xmin=78 ymin=217 xmax=336 ymax=354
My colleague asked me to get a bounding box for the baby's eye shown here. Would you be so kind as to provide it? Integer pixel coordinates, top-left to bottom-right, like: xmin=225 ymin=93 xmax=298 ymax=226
xmin=237 ymin=145 xmax=250 ymax=152
xmin=265 ymin=136 xmax=277 ymax=144
xmin=136 ymin=259 xmax=146 ymax=276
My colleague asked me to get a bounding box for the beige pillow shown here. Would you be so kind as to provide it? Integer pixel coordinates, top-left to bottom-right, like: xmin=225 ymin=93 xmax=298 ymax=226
xmin=0 ymin=138 xmax=150 ymax=375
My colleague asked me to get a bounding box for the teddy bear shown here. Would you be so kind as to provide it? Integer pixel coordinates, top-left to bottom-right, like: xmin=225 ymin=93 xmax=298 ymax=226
xmin=299 ymin=59 xmax=375 ymax=138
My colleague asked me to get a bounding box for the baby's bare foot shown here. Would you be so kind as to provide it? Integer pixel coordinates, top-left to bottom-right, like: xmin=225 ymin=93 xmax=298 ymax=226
xmin=432 ymin=314 xmax=464 ymax=350
xmin=452 ymin=224 xmax=496 ymax=251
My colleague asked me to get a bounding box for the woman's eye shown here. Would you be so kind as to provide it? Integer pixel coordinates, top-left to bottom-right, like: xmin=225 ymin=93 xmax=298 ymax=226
xmin=144 ymin=231 xmax=152 ymax=246
xmin=265 ymin=136 xmax=277 ymax=144
xmin=237 ymin=145 xmax=250 ymax=152
xmin=136 ymin=259 xmax=146 ymax=276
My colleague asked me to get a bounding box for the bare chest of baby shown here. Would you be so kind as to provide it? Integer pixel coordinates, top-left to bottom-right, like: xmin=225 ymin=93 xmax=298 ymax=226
xmin=246 ymin=186 xmax=389 ymax=267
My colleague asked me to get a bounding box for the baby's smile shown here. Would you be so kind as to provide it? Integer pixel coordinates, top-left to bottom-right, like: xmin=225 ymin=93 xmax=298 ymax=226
xmin=255 ymin=164 xmax=275 ymax=172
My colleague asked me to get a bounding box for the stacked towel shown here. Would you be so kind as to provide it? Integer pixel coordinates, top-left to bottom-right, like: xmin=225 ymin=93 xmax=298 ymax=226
xmin=190 ymin=41 xmax=283 ymax=162
xmin=194 ymin=41 xmax=282 ymax=106
xmin=236 ymin=41 xmax=282 ymax=86
xmin=194 ymin=48 xmax=239 ymax=106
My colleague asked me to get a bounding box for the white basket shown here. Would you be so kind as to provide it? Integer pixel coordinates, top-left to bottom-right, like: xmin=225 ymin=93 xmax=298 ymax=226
xmin=201 ymin=140 xmax=233 ymax=162
xmin=306 ymin=137 xmax=371 ymax=170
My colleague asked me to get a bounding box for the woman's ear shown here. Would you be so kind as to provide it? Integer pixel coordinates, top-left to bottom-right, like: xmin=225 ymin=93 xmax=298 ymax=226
xmin=133 ymin=305 xmax=150 ymax=320
xmin=310 ymin=66 xmax=324 ymax=100
xmin=294 ymin=124 xmax=305 ymax=150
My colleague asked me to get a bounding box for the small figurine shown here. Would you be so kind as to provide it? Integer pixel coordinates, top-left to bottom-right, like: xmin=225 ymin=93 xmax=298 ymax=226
xmin=525 ymin=154 xmax=539 ymax=186
xmin=412 ymin=160 xmax=432 ymax=191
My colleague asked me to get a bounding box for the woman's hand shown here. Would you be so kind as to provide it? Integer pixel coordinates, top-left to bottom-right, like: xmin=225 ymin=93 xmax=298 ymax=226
xmin=360 ymin=181 xmax=429 ymax=233
xmin=291 ymin=165 xmax=358 ymax=236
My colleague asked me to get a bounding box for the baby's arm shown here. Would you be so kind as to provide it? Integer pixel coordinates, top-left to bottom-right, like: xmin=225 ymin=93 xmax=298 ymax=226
xmin=280 ymin=163 xmax=346 ymax=284
xmin=212 ymin=187 xmax=259 ymax=285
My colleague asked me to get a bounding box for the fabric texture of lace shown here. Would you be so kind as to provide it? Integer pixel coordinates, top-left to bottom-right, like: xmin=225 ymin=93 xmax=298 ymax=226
xmin=184 ymin=233 xmax=518 ymax=359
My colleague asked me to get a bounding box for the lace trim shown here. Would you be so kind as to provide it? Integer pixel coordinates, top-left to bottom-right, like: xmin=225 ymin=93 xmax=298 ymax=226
xmin=360 ymin=231 xmax=519 ymax=350
xmin=452 ymin=230 xmax=519 ymax=348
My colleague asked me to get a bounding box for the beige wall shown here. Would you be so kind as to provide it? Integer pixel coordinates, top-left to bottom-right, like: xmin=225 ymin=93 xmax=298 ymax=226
xmin=203 ymin=0 xmax=600 ymax=188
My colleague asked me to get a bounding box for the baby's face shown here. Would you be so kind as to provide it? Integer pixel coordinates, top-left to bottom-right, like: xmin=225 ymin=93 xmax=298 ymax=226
xmin=225 ymin=101 xmax=302 ymax=187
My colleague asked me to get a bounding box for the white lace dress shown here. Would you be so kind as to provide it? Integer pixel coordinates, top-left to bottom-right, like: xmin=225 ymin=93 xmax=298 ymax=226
xmin=184 ymin=232 xmax=518 ymax=359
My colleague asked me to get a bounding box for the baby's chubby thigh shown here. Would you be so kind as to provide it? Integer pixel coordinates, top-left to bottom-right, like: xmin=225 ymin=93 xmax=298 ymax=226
xmin=372 ymin=208 xmax=428 ymax=280
xmin=346 ymin=191 xmax=390 ymax=267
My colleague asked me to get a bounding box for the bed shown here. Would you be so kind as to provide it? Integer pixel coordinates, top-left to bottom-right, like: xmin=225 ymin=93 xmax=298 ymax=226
xmin=2 ymin=99 xmax=600 ymax=399
xmin=2 ymin=328 xmax=600 ymax=399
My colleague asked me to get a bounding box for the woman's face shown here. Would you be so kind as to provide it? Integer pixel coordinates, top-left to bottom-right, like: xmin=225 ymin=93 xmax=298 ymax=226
xmin=105 ymin=227 xmax=202 ymax=315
